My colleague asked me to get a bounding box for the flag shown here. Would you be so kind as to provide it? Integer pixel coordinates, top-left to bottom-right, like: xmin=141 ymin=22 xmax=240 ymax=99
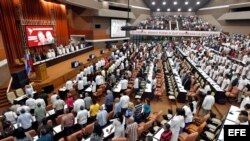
xmin=24 ymin=49 xmax=33 ymax=75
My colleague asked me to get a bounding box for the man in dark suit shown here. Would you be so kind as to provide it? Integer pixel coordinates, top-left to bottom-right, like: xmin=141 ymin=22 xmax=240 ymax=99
xmin=183 ymin=72 xmax=192 ymax=91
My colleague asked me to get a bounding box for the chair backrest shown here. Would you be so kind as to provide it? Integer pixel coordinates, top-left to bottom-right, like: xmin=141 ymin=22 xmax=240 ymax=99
xmin=231 ymin=87 xmax=239 ymax=96
xmin=25 ymin=129 xmax=37 ymax=137
xmin=56 ymin=115 xmax=63 ymax=125
xmin=137 ymin=125 xmax=144 ymax=139
xmin=15 ymin=88 xmax=24 ymax=97
xmin=83 ymin=122 xmax=95 ymax=135
xmin=197 ymin=122 xmax=207 ymax=133
xmin=7 ymin=92 xmax=16 ymax=104
xmin=46 ymin=104 xmax=53 ymax=111
xmin=58 ymin=138 xmax=65 ymax=141
xmin=186 ymin=132 xmax=198 ymax=141
xmin=202 ymin=114 xmax=211 ymax=123
xmin=66 ymin=130 xmax=83 ymax=141
xmin=108 ymin=111 xmax=114 ymax=120
xmin=111 ymin=138 xmax=128 ymax=141
xmin=0 ymin=136 xmax=15 ymax=141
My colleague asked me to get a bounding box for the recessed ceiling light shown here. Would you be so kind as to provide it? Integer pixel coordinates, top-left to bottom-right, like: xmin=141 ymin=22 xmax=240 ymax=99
xmin=163 ymin=1 xmax=166 ymax=5
xmin=185 ymin=1 xmax=189 ymax=5
xmin=152 ymin=1 xmax=155 ymax=5
xmin=167 ymin=8 xmax=171 ymax=11
xmin=196 ymin=1 xmax=200 ymax=5
xmin=173 ymin=1 xmax=177 ymax=5
xmin=178 ymin=8 xmax=181 ymax=11
xmin=188 ymin=8 xmax=192 ymax=11
xmin=157 ymin=8 xmax=160 ymax=11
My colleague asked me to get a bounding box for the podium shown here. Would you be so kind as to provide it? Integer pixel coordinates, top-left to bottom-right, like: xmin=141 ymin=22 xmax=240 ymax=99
xmin=34 ymin=63 xmax=48 ymax=81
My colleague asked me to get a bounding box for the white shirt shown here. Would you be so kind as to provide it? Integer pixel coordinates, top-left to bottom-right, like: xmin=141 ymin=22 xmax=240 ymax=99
xmin=26 ymin=98 xmax=36 ymax=109
xmin=95 ymin=75 xmax=104 ymax=85
xmin=134 ymin=78 xmax=139 ymax=89
xmin=221 ymin=78 xmax=230 ymax=90
xmin=169 ymin=115 xmax=185 ymax=141
xmin=205 ymin=65 xmax=211 ymax=74
xmin=236 ymin=65 xmax=243 ymax=74
xmin=202 ymin=95 xmax=215 ymax=110
xmin=82 ymin=76 xmax=88 ymax=86
xmin=120 ymin=79 xmax=128 ymax=90
xmin=183 ymin=105 xmax=193 ymax=123
xmin=119 ymin=95 xmax=130 ymax=109
xmin=238 ymin=78 xmax=248 ymax=91
xmin=73 ymin=99 xmax=85 ymax=112
xmin=212 ymin=70 xmax=218 ymax=80
xmin=77 ymin=109 xmax=88 ymax=125
xmin=240 ymin=96 xmax=250 ymax=110
xmin=51 ymin=94 xmax=57 ymax=105
xmin=78 ymin=80 xmax=84 ymax=90
xmin=35 ymin=98 xmax=46 ymax=108
xmin=76 ymin=74 xmax=82 ymax=82
xmin=200 ymin=85 xmax=211 ymax=94
xmin=192 ymin=101 xmax=198 ymax=114
xmin=217 ymin=76 xmax=223 ymax=85
xmin=91 ymin=81 xmax=96 ymax=93
xmin=4 ymin=111 xmax=17 ymax=124
xmin=65 ymin=80 xmax=73 ymax=90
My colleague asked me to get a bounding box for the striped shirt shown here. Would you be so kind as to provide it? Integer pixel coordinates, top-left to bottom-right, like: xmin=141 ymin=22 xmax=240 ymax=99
xmin=126 ymin=122 xmax=138 ymax=141
xmin=134 ymin=104 xmax=143 ymax=118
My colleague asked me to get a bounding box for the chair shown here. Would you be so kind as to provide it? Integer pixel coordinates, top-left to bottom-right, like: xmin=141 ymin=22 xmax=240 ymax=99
xmin=137 ymin=125 xmax=145 ymax=139
xmin=82 ymin=122 xmax=95 ymax=135
xmin=225 ymin=86 xmax=239 ymax=99
xmin=14 ymin=58 xmax=24 ymax=66
xmin=178 ymin=132 xmax=199 ymax=141
xmin=7 ymin=91 xmax=17 ymax=104
xmin=56 ymin=115 xmax=63 ymax=124
xmin=25 ymin=130 xmax=37 ymax=137
xmin=186 ymin=122 xmax=207 ymax=134
xmin=111 ymin=138 xmax=128 ymax=141
xmin=108 ymin=111 xmax=114 ymax=120
xmin=0 ymin=136 xmax=15 ymax=141
xmin=66 ymin=130 xmax=83 ymax=141
xmin=15 ymin=88 xmax=25 ymax=97
xmin=46 ymin=104 xmax=53 ymax=111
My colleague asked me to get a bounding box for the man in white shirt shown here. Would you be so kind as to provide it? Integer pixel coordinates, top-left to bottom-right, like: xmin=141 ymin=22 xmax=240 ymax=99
xmin=25 ymin=85 xmax=34 ymax=98
xmin=77 ymin=77 xmax=84 ymax=94
xmin=25 ymin=94 xmax=36 ymax=114
xmin=240 ymin=96 xmax=250 ymax=110
xmin=200 ymin=83 xmax=211 ymax=98
xmin=120 ymin=93 xmax=130 ymax=115
xmin=82 ymin=75 xmax=88 ymax=89
xmin=76 ymin=72 xmax=82 ymax=82
xmin=221 ymin=75 xmax=231 ymax=91
xmin=35 ymin=98 xmax=46 ymax=108
xmin=202 ymin=91 xmax=215 ymax=115
xmin=73 ymin=98 xmax=85 ymax=112
xmin=120 ymin=77 xmax=128 ymax=91
xmin=76 ymin=106 xmax=88 ymax=128
xmin=50 ymin=92 xmax=58 ymax=105
xmin=95 ymin=74 xmax=104 ymax=86
xmin=182 ymin=104 xmax=193 ymax=124
xmin=4 ymin=108 xmax=17 ymax=124
xmin=134 ymin=77 xmax=139 ymax=92
xmin=65 ymin=79 xmax=73 ymax=90
xmin=217 ymin=73 xmax=224 ymax=85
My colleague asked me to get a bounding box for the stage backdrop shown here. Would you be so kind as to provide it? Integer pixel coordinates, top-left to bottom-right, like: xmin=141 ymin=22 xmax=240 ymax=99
xmin=0 ymin=0 xmax=69 ymax=66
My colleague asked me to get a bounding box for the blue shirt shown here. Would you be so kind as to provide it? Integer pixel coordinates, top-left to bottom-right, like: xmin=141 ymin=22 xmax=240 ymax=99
xmin=144 ymin=104 xmax=151 ymax=114
xmin=37 ymin=133 xmax=54 ymax=141
xmin=105 ymin=93 xmax=113 ymax=106
xmin=96 ymin=110 xmax=108 ymax=126
xmin=114 ymin=103 xmax=121 ymax=116
xmin=17 ymin=112 xmax=33 ymax=129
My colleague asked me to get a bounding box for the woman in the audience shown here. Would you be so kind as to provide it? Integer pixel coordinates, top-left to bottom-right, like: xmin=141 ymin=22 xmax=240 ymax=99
xmin=90 ymin=123 xmax=103 ymax=141
xmin=65 ymin=93 xmax=74 ymax=112
xmin=143 ymin=98 xmax=151 ymax=119
xmin=169 ymin=108 xmax=185 ymax=141
xmin=160 ymin=123 xmax=172 ymax=141
xmin=89 ymin=99 xmax=100 ymax=122
xmin=13 ymin=127 xmax=32 ymax=141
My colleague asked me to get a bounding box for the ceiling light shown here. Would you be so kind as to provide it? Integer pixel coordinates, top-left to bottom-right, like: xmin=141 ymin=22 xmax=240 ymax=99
xmin=196 ymin=1 xmax=200 ymax=5
xmin=173 ymin=1 xmax=177 ymax=5
xmin=188 ymin=8 xmax=192 ymax=11
xmin=163 ymin=1 xmax=166 ymax=5
xmin=185 ymin=1 xmax=189 ymax=5
xmin=178 ymin=8 xmax=181 ymax=12
xmin=167 ymin=8 xmax=171 ymax=11
xmin=157 ymin=8 xmax=160 ymax=11
xmin=152 ymin=1 xmax=155 ymax=5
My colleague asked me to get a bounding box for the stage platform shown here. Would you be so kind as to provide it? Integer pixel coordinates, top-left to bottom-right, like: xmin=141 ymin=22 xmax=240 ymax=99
xmin=32 ymin=48 xmax=112 ymax=91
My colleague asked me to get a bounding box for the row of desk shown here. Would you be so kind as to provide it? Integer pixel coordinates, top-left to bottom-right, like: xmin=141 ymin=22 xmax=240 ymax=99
xmin=176 ymin=46 xmax=225 ymax=103
xmin=33 ymin=46 xmax=93 ymax=67
xmin=165 ymin=57 xmax=187 ymax=102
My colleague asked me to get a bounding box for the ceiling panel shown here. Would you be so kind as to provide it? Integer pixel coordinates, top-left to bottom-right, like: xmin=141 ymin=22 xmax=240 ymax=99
xmin=143 ymin=0 xmax=211 ymax=12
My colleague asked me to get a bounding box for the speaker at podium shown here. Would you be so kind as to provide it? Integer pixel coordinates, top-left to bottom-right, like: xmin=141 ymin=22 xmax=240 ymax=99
xmin=34 ymin=63 xmax=48 ymax=81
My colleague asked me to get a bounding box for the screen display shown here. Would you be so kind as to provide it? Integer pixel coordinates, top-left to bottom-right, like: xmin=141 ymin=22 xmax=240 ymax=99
xmin=25 ymin=25 xmax=55 ymax=47
xmin=111 ymin=19 xmax=126 ymax=38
